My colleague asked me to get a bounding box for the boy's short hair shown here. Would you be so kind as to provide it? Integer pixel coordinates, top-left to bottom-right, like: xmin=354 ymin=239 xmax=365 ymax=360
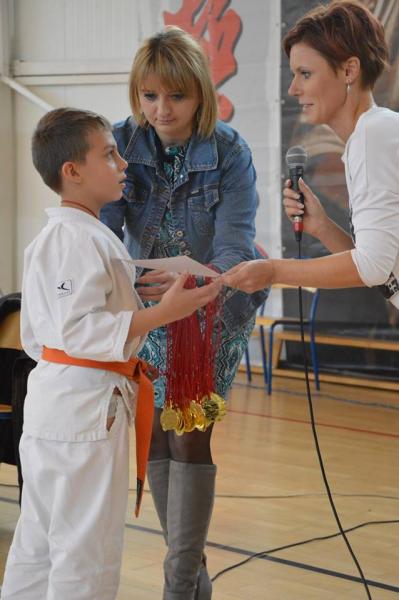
xmin=32 ymin=107 xmax=112 ymax=193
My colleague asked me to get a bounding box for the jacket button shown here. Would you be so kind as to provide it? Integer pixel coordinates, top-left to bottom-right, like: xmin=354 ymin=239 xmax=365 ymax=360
xmin=184 ymin=250 xmax=191 ymax=256
xmin=176 ymin=230 xmax=183 ymax=237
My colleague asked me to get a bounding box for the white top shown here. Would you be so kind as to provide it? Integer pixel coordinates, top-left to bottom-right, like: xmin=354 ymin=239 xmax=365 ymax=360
xmin=342 ymin=106 xmax=399 ymax=308
xmin=21 ymin=207 xmax=145 ymax=441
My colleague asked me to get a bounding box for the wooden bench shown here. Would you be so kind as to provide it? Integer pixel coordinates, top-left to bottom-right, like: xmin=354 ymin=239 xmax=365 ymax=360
xmin=272 ymin=329 xmax=399 ymax=391
xmin=252 ymin=286 xmax=320 ymax=394
xmin=0 ymin=311 xmax=22 ymax=350
xmin=244 ymin=283 xmax=399 ymax=392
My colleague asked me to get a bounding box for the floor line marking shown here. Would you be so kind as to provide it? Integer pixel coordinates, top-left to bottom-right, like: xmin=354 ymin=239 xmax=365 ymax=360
xmin=124 ymin=522 xmax=399 ymax=593
xmin=1 ymin=496 xmax=398 ymax=592
xmin=228 ymin=408 xmax=399 ymax=439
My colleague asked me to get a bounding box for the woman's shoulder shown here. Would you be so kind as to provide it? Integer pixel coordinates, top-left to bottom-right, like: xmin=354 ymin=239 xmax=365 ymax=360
xmin=113 ymin=117 xmax=138 ymax=151
xmin=347 ymin=107 xmax=399 ymax=165
xmin=213 ymin=120 xmax=250 ymax=155
xmin=359 ymin=106 xmax=399 ymax=140
xmin=351 ymin=107 xmax=399 ymax=186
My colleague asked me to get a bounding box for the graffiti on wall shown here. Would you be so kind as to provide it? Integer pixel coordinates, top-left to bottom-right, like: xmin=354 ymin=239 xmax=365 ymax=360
xmin=164 ymin=0 xmax=242 ymax=121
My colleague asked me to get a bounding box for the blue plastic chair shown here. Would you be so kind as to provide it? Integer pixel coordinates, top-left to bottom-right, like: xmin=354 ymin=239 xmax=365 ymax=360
xmin=244 ymin=299 xmax=268 ymax=384
xmin=246 ymin=285 xmax=320 ymax=394
xmin=267 ymin=285 xmax=320 ymax=394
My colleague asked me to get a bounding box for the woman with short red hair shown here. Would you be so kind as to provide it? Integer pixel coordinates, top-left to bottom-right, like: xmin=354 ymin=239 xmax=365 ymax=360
xmin=223 ymin=1 xmax=399 ymax=314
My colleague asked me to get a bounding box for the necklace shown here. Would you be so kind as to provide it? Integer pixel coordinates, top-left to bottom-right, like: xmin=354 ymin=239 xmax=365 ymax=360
xmin=60 ymin=200 xmax=98 ymax=219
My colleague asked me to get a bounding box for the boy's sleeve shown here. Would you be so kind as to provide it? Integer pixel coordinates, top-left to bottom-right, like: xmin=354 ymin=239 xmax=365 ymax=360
xmin=53 ymin=235 xmax=134 ymax=362
xmin=21 ymin=267 xmax=43 ymax=362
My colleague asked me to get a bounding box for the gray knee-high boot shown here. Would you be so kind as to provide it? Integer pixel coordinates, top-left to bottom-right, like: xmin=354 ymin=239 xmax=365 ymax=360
xmin=163 ymin=461 xmax=216 ymax=600
xmin=147 ymin=459 xmax=213 ymax=599
xmin=195 ymin=556 xmax=212 ymax=600
xmin=147 ymin=459 xmax=170 ymax=544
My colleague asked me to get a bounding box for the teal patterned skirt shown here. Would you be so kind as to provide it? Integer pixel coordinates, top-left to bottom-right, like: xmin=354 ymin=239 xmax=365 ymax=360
xmin=138 ymin=314 xmax=255 ymax=409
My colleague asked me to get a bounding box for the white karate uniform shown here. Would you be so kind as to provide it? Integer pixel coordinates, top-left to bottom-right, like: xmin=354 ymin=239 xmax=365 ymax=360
xmin=1 ymin=207 xmax=145 ymax=600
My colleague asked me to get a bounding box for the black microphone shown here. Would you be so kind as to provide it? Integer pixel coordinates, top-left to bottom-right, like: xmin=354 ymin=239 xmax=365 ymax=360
xmin=285 ymin=146 xmax=308 ymax=242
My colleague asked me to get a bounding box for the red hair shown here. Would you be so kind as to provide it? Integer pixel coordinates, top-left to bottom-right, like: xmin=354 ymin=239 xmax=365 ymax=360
xmin=283 ymin=1 xmax=389 ymax=89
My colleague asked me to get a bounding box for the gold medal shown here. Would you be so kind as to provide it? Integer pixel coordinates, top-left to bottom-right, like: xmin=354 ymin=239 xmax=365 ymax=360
xmin=183 ymin=407 xmax=196 ymax=433
xmin=200 ymin=393 xmax=227 ymax=424
xmin=190 ymin=401 xmax=208 ymax=431
xmin=202 ymin=395 xmax=219 ymax=421
xmin=175 ymin=409 xmax=186 ymax=435
xmin=210 ymin=393 xmax=227 ymax=420
xmin=160 ymin=406 xmax=179 ymax=431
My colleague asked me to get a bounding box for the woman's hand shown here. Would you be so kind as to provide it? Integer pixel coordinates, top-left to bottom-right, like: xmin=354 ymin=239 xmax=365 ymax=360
xmin=222 ymin=260 xmax=273 ymax=293
xmin=136 ymin=269 xmax=178 ymax=302
xmin=283 ymin=177 xmax=328 ymax=239
xmin=159 ymin=273 xmax=221 ymax=321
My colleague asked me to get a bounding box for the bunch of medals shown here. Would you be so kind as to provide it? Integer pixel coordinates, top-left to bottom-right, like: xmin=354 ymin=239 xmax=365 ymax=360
xmin=160 ymin=393 xmax=226 ymax=435
xmin=161 ymin=274 xmax=226 ymax=434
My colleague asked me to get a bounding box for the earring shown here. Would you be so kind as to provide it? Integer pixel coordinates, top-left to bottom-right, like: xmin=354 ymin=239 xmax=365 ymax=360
xmin=141 ymin=113 xmax=149 ymax=128
xmin=346 ymin=82 xmax=351 ymax=94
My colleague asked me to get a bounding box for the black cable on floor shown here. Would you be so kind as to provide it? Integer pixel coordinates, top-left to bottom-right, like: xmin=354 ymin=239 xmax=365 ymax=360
xmin=210 ymin=518 xmax=399 ymax=583
xmin=293 ymin=241 xmax=372 ymax=599
xmin=214 ymin=243 xmax=382 ymax=598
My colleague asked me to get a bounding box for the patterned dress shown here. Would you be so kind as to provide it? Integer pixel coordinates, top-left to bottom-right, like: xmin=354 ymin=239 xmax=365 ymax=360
xmin=138 ymin=142 xmax=255 ymax=409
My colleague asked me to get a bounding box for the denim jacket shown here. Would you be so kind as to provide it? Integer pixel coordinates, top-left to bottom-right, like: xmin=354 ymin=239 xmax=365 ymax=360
xmin=101 ymin=117 xmax=268 ymax=332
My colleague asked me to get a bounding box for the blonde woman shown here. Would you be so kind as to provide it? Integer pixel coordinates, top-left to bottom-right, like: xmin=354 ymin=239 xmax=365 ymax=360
xmin=101 ymin=26 xmax=267 ymax=600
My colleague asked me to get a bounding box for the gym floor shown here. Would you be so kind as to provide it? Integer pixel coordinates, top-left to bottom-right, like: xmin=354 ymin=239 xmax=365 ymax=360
xmin=1 ymin=372 xmax=398 ymax=599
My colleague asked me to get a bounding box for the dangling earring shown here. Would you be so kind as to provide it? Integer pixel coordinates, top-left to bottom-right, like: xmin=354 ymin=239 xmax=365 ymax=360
xmin=346 ymin=82 xmax=351 ymax=94
xmin=141 ymin=112 xmax=149 ymax=129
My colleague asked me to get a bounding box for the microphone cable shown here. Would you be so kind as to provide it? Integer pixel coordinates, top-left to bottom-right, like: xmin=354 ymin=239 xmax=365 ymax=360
xmin=211 ymin=518 xmax=399 ymax=585
xmin=286 ymin=144 xmax=371 ymax=597
xmin=295 ymin=237 xmax=373 ymax=600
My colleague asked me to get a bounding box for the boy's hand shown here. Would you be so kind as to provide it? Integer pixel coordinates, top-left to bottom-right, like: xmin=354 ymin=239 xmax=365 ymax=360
xmin=159 ymin=272 xmax=221 ymax=321
xmin=127 ymin=273 xmax=222 ymax=340
xmin=222 ymin=260 xmax=273 ymax=293
xmin=136 ymin=269 xmax=178 ymax=302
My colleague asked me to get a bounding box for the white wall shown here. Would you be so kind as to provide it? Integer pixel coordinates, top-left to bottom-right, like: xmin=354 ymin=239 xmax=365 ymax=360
xmin=0 ymin=0 xmax=15 ymax=294
xmin=1 ymin=0 xmax=282 ymax=314
xmin=0 ymin=82 xmax=15 ymax=294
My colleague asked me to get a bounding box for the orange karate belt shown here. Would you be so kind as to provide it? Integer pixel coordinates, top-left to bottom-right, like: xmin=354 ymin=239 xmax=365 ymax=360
xmin=41 ymin=346 xmax=157 ymax=517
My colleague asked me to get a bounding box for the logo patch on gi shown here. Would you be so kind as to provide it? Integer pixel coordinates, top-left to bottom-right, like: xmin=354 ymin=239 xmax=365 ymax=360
xmin=57 ymin=279 xmax=73 ymax=298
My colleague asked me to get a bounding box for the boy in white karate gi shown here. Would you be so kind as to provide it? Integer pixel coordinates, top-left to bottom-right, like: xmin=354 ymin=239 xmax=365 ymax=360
xmin=1 ymin=107 xmax=220 ymax=600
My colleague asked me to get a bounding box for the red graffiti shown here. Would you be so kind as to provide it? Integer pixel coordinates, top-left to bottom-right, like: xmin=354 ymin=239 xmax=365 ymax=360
xmin=164 ymin=0 xmax=241 ymax=121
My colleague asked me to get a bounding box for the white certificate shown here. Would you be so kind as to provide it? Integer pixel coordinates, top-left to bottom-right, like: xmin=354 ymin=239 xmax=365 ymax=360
xmin=130 ymin=256 xmax=218 ymax=278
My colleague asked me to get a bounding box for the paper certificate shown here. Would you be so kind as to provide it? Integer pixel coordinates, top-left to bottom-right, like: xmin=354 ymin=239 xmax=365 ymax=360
xmin=130 ymin=256 xmax=218 ymax=278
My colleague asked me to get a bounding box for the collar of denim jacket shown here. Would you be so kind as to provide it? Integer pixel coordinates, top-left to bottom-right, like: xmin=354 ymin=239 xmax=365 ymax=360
xmin=122 ymin=120 xmax=218 ymax=172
